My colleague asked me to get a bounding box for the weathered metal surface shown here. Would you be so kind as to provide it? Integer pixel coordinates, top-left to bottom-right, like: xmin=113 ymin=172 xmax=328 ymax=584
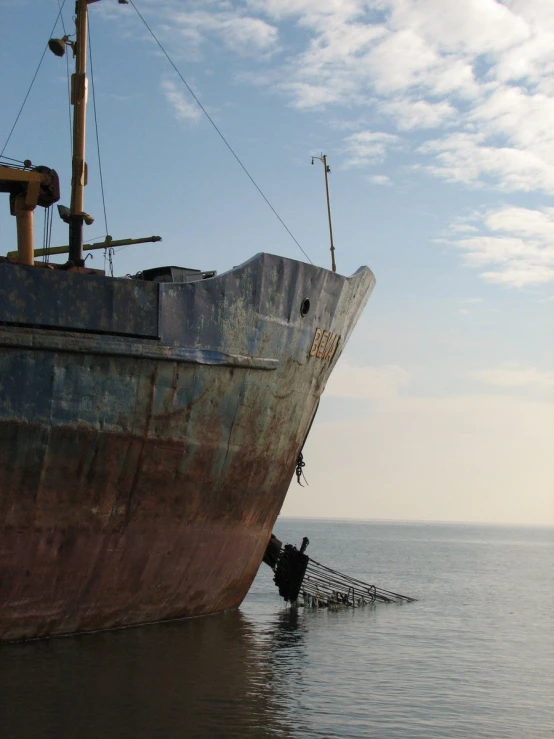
xmin=0 ymin=328 xmax=278 ymax=370
xmin=0 ymin=252 xmax=375 ymax=641
xmin=0 ymin=263 xmax=159 ymax=337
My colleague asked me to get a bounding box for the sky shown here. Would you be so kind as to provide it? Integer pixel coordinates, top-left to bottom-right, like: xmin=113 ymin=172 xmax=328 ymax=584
xmin=1 ymin=0 xmax=552 ymax=526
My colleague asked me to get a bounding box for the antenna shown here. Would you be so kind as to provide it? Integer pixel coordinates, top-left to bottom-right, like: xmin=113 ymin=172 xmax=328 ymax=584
xmin=48 ymin=1 xmax=128 ymax=266
xmin=311 ymin=153 xmax=336 ymax=273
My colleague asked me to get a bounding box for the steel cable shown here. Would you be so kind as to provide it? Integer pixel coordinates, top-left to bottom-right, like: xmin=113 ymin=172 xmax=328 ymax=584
xmin=128 ymin=0 xmax=313 ymax=265
xmin=1 ymin=0 xmax=68 ymax=157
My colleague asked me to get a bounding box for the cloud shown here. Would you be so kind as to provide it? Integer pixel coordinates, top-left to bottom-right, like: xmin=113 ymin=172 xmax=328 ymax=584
xmin=277 ymin=81 xmax=343 ymax=110
xmin=481 ymin=265 xmax=554 ymax=288
xmin=154 ymin=6 xmax=279 ymax=58
xmin=248 ymin=0 xmax=553 ymax=194
xmin=161 ymin=79 xmax=201 ymax=123
xmin=386 ymin=0 xmax=530 ymax=56
xmin=367 ymin=174 xmax=392 ymax=186
xmin=420 ymin=133 xmax=554 ymax=192
xmin=445 ymin=205 xmax=554 ymax=287
xmin=136 ymin=1 xmax=554 ymax=199
xmin=342 ymin=131 xmax=401 ymax=168
xmin=379 ymin=98 xmax=455 ymax=130
xmin=472 ymin=364 xmax=554 ymax=393
xmin=324 ymin=360 xmax=410 ymax=399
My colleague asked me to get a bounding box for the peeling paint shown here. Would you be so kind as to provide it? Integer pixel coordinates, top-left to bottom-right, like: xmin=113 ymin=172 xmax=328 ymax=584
xmin=0 ymin=253 xmax=375 ymax=641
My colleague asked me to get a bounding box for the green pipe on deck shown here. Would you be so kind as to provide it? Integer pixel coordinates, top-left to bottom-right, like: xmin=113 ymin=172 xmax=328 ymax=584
xmin=6 ymin=236 xmax=162 ymax=259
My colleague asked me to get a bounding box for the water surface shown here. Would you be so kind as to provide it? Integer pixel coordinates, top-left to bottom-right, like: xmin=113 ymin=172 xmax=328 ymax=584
xmin=1 ymin=520 xmax=552 ymax=738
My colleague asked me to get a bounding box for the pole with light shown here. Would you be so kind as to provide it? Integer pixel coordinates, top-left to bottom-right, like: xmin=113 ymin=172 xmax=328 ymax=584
xmin=311 ymin=153 xmax=336 ymax=273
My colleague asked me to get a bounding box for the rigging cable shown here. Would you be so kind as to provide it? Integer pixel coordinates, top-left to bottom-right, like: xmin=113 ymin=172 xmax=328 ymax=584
xmin=0 ymin=156 xmax=26 ymax=165
xmin=88 ymin=19 xmax=113 ymax=276
xmin=57 ymin=0 xmax=73 ymax=156
xmin=1 ymin=0 xmax=68 ymax=157
xmin=128 ymin=0 xmax=313 ymax=265
xmin=42 ymin=205 xmax=53 ymax=264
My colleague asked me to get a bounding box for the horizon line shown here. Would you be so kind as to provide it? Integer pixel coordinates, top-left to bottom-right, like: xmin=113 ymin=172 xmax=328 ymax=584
xmin=278 ymin=515 xmax=554 ymax=529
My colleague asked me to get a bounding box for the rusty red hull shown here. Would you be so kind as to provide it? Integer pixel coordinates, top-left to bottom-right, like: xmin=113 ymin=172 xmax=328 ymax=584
xmin=0 ymin=253 xmax=374 ymax=641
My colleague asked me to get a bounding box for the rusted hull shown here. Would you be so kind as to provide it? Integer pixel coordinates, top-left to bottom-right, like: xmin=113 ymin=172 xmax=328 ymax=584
xmin=0 ymin=253 xmax=374 ymax=641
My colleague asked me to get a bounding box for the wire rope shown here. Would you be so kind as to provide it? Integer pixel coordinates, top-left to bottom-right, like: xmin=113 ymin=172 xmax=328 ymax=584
xmin=42 ymin=205 xmax=53 ymax=264
xmin=87 ymin=21 xmax=109 ymax=238
xmin=1 ymin=0 xmax=68 ymax=157
xmin=88 ymin=19 xmax=113 ymax=275
xmin=0 ymin=155 xmax=26 ymax=165
xmin=56 ymin=0 xmax=73 ymax=156
xmin=128 ymin=0 xmax=312 ymax=265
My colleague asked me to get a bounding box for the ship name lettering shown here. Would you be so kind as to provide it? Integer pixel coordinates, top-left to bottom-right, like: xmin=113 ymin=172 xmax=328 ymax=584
xmin=316 ymin=330 xmax=329 ymax=358
xmin=310 ymin=328 xmax=340 ymax=361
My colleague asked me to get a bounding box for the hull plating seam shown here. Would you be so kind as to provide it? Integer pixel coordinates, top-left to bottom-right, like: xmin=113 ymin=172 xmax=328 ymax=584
xmin=0 ymin=329 xmax=279 ymax=370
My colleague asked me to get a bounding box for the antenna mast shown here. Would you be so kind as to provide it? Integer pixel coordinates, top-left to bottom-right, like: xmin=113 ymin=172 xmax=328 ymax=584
xmin=312 ymin=153 xmax=336 ymax=273
xmin=49 ymin=1 xmax=129 ymax=266
xmin=68 ymin=0 xmax=91 ymax=266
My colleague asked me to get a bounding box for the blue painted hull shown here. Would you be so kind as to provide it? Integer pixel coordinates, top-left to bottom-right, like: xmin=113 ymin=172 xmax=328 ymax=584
xmin=0 ymin=253 xmax=374 ymax=640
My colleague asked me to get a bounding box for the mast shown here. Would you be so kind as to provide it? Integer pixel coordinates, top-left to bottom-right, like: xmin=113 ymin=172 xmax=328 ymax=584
xmin=312 ymin=153 xmax=336 ymax=273
xmin=68 ymin=0 xmax=91 ymax=266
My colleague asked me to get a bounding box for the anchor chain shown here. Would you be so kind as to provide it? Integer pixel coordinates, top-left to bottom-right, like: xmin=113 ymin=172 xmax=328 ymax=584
xmin=295 ymin=451 xmax=307 ymax=486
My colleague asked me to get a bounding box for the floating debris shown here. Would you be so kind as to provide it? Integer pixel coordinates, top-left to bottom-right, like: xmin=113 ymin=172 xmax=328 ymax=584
xmin=265 ymin=535 xmax=416 ymax=608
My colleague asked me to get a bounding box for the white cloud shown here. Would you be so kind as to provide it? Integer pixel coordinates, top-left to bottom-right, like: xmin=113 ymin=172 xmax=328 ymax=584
xmin=161 ymin=79 xmax=201 ymax=123
xmin=277 ymin=81 xmax=343 ymax=110
xmin=324 ymin=360 xmax=410 ymax=399
xmin=481 ymin=265 xmax=554 ymax=287
xmin=367 ymin=174 xmax=392 ymax=186
xmin=158 ymin=7 xmax=279 ymax=58
xmin=472 ymin=364 xmax=554 ymax=393
xmin=448 ymin=222 xmax=479 ymax=235
xmin=386 ymin=0 xmax=530 ymax=55
xmin=140 ymin=1 xmax=554 ymax=198
xmin=252 ymin=0 xmax=554 ymax=194
xmin=446 ymin=205 xmax=554 ymax=287
xmin=420 ymin=133 xmax=554 ymax=192
xmin=379 ymin=98 xmax=455 ymax=130
xmin=486 ymin=206 xmax=554 ymax=242
xmin=246 ymin=0 xmax=362 ymax=25
xmin=342 ymin=130 xmax=401 ymax=168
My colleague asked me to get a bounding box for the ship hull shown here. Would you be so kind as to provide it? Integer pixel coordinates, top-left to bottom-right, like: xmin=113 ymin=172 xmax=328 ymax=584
xmin=0 ymin=253 xmax=374 ymax=641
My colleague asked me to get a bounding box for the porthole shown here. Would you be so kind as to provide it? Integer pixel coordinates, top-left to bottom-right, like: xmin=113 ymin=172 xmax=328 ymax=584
xmin=300 ymin=298 xmax=310 ymax=317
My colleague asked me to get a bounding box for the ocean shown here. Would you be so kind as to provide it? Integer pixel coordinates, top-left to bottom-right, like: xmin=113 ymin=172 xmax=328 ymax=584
xmin=0 ymin=520 xmax=552 ymax=738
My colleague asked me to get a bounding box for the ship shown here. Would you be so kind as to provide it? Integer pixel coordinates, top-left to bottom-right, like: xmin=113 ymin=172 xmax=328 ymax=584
xmin=0 ymin=0 xmax=375 ymax=642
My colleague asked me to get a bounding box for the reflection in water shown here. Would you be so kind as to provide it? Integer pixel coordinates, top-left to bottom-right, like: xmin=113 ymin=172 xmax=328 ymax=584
xmin=0 ymin=610 xmax=303 ymax=739
xmin=263 ymin=607 xmax=310 ymax=735
xmin=270 ymin=607 xmax=305 ymax=648
xmin=1 ymin=522 xmax=551 ymax=739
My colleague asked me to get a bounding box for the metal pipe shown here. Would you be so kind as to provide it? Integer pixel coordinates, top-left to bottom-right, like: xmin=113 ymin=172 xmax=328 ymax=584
xmin=312 ymin=154 xmax=337 ymax=273
xmin=13 ymin=194 xmax=34 ymax=266
xmin=322 ymin=155 xmax=336 ymax=273
xmin=7 ymin=235 xmax=162 ymax=260
xmin=69 ymin=0 xmax=89 ymax=265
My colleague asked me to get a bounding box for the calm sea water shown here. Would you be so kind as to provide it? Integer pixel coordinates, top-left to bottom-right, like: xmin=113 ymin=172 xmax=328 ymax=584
xmin=0 ymin=520 xmax=552 ymax=738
